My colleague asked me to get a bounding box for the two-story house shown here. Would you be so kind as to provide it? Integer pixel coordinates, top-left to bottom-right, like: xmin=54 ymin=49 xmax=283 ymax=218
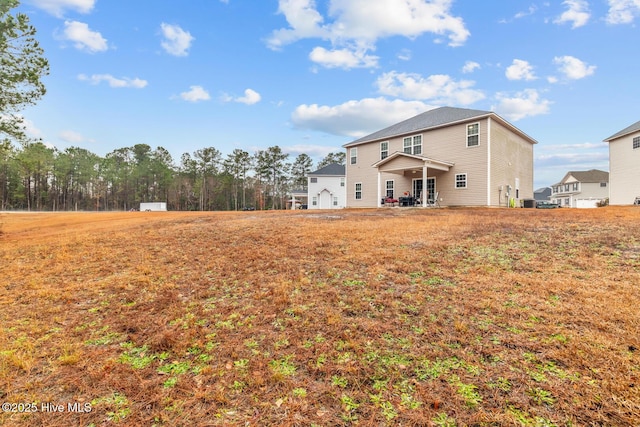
xmin=307 ymin=163 xmax=346 ymax=209
xmin=550 ymin=169 xmax=609 ymax=208
xmin=342 ymin=107 xmax=536 ymax=207
xmin=604 ymin=119 xmax=640 ymax=205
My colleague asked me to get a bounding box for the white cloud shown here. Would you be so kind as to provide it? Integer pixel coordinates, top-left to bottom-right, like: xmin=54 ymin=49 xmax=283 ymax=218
xmin=499 ymin=5 xmax=538 ymax=23
xmin=283 ymin=144 xmax=339 ymax=159
xmin=291 ymin=97 xmax=435 ymax=138
xmin=505 ymin=59 xmax=537 ymax=81
xmin=606 ymin=0 xmax=640 ymax=24
xmin=59 ymin=130 xmax=87 ymax=143
xmin=221 ymin=89 xmax=262 ymax=105
xmin=267 ymin=0 xmax=470 ymax=69
xmin=236 ymin=89 xmax=262 ymax=105
xmin=397 ymin=48 xmax=412 ymax=61
xmin=375 ymin=71 xmax=485 ymax=105
xmin=462 ymin=60 xmax=480 ymax=74
xmin=554 ymin=0 xmax=591 ymax=28
xmin=78 ymin=74 xmax=148 ymax=88
xmin=160 ymin=23 xmax=194 ymax=57
xmin=61 ymin=20 xmax=108 ymax=53
xmin=492 ymin=89 xmax=552 ymax=121
xmin=21 ymin=117 xmax=44 ymax=139
xmin=180 ymin=86 xmax=211 ymax=102
xmin=26 ymin=0 xmax=95 ymax=17
xmin=309 ymin=46 xmax=379 ymax=69
xmin=515 ymin=5 xmax=538 ymax=20
xmin=553 ymin=55 xmax=596 ymax=80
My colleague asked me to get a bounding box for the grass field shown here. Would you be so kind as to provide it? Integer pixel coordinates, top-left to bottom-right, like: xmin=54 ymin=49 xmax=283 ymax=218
xmin=1 ymin=207 xmax=639 ymax=426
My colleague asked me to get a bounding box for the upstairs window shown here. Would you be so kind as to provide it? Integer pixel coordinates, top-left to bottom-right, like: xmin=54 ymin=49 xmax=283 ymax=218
xmin=634 ymin=137 xmax=640 ymax=149
xmin=340 ymin=178 xmax=345 ymax=187
xmin=350 ymin=147 xmax=357 ymax=165
xmin=467 ymin=123 xmax=479 ymax=147
xmin=380 ymin=141 xmax=389 ymax=159
xmin=310 ymin=177 xmax=317 ymax=183
xmin=403 ymin=135 xmax=422 ymax=155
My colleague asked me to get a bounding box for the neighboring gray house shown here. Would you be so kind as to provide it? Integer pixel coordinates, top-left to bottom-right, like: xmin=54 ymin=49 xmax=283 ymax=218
xmin=550 ymin=169 xmax=609 ymax=208
xmin=343 ymin=107 xmax=537 ymax=207
xmin=534 ymin=187 xmax=552 ymax=202
xmin=307 ymin=163 xmax=346 ymax=209
xmin=604 ymin=119 xmax=640 ymax=205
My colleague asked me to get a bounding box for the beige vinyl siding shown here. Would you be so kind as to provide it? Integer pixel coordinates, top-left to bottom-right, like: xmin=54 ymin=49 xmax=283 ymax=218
xmin=489 ymin=120 xmax=534 ymax=206
xmin=345 ymin=115 xmax=535 ymax=207
xmin=381 ymin=122 xmax=488 ymax=206
xmin=609 ymin=131 xmax=640 ymax=204
xmin=346 ymin=141 xmax=385 ymax=207
xmin=422 ymin=119 xmax=488 ymax=206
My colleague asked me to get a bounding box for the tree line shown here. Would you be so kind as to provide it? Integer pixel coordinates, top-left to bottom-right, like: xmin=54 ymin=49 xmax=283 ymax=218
xmin=0 ymin=141 xmax=345 ymax=211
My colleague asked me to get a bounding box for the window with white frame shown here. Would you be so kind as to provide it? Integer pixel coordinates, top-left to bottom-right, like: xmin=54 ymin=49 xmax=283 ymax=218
xmin=312 ymin=196 xmax=317 ymax=206
xmin=572 ymin=183 xmax=579 ymax=191
xmin=340 ymin=177 xmax=345 ymax=187
xmin=467 ymin=123 xmax=479 ymax=147
xmin=310 ymin=177 xmax=317 ymax=183
xmin=385 ymin=180 xmax=394 ymax=198
xmin=355 ymin=183 xmax=362 ymax=200
xmin=333 ymin=196 xmax=338 ymax=206
xmin=634 ymin=136 xmax=640 ymax=149
xmin=600 ymin=182 xmax=607 ymax=187
xmin=380 ymin=141 xmax=389 ymax=159
xmin=350 ymin=147 xmax=357 ymax=165
xmin=403 ymin=135 xmax=422 ymax=155
xmin=455 ymin=173 xmax=467 ymax=188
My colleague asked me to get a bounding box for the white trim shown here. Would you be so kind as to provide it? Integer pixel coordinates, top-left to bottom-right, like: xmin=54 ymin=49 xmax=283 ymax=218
xmin=350 ymin=147 xmax=357 ymax=165
xmin=385 ymin=179 xmax=395 ymax=199
xmin=466 ymin=122 xmax=480 ymax=148
xmin=487 ymin=116 xmax=491 ymax=205
xmin=380 ymin=141 xmax=389 ymax=159
xmin=403 ymin=134 xmax=423 ymax=155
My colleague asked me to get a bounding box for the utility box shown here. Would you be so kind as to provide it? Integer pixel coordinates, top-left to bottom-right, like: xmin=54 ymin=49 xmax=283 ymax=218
xmin=140 ymin=202 xmax=167 ymax=211
xmin=522 ymin=199 xmax=536 ymax=208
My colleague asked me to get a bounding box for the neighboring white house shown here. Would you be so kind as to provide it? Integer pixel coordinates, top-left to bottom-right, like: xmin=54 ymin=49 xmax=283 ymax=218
xmin=307 ymin=164 xmax=346 ymax=209
xmin=550 ymin=170 xmax=609 ymax=208
xmin=604 ymin=119 xmax=640 ymax=205
xmin=140 ymin=202 xmax=167 ymax=211
xmin=342 ymin=107 xmax=536 ymax=208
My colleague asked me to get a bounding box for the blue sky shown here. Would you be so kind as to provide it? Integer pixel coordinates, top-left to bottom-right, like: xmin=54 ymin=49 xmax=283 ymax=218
xmin=16 ymin=0 xmax=640 ymax=188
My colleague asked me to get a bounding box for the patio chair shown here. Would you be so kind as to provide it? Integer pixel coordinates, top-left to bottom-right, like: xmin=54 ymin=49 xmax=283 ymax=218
xmin=427 ymin=192 xmax=440 ymax=207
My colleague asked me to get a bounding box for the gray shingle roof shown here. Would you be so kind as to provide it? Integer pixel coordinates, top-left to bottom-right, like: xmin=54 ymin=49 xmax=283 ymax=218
xmin=308 ymin=163 xmax=345 ymax=176
xmin=558 ymin=169 xmax=609 ymax=184
xmin=604 ymin=119 xmax=640 ymax=141
xmin=344 ymin=107 xmax=495 ymax=147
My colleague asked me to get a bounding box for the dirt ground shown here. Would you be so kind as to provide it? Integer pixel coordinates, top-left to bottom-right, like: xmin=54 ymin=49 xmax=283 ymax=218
xmin=1 ymin=207 xmax=639 ymax=426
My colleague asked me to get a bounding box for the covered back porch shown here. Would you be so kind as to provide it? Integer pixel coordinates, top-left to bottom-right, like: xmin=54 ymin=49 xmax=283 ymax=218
xmin=372 ymin=152 xmax=454 ymax=208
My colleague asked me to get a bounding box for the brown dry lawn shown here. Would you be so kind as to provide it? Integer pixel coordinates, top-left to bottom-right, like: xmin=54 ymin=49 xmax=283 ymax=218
xmin=0 ymin=207 xmax=639 ymax=426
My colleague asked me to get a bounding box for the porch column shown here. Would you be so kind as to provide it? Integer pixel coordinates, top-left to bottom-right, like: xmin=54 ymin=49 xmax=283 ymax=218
xmin=377 ymin=169 xmax=382 ymax=207
xmin=422 ymin=164 xmax=428 ymax=207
